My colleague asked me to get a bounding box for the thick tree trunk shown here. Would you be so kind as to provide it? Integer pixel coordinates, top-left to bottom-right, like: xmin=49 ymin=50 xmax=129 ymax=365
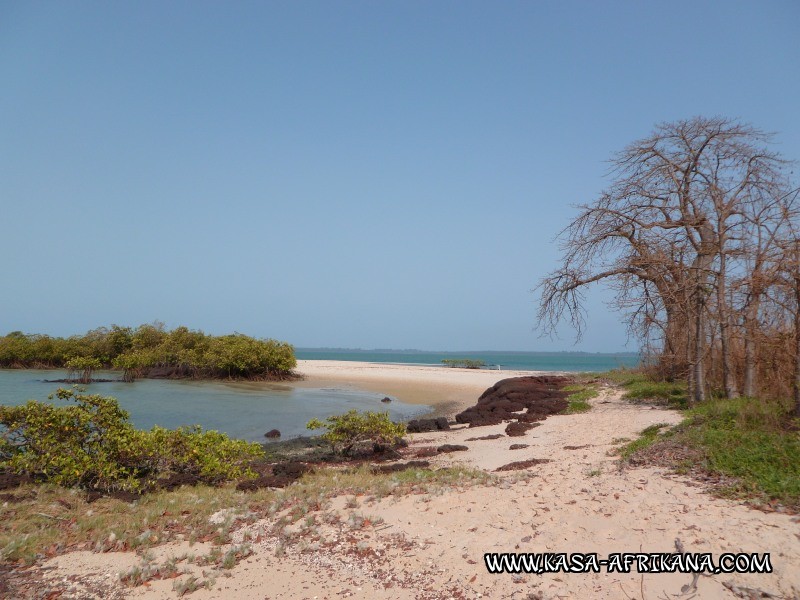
xmin=742 ymin=300 xmax=759 ymax=397
xmin=693 ymin=294 xmax=707 ymax=403
xmin=716 ymin=256 xmax=740 ymax=398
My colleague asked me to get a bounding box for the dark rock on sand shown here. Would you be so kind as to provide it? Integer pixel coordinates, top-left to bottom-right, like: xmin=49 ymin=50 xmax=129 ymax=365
xmin=237 ymin=461 xmax=310 ymax=491
xmin=465 ymin=433 xmax=505 ymax=441
xmin=264 ymin=429 xmax=281 ymax=439
xmin=505 ymin=421 xmax=537 ymax=437
xmin=414 ymin=446 xmax=439 ymax=458
xmin=406 ymin=417 xmax=450 ymax=433
xmin=381 ymin=396 xmax=392 ymax=403
xmin=0 ymin=470 xmax=29 ymax=491
xmin=495 ymin=458 xmax=552 ymax=472
xmin=467 ymin=416 xmax=504 ymax=428
xmin=437 ymin=444 xmax=468 ymax=453
xmin=455 ymin=376 xmax=570 ymax=427
xmin=509 ymin=444 xmax=529 ymax=450
xmin=158 ymin=472 xmax=202 ymax=491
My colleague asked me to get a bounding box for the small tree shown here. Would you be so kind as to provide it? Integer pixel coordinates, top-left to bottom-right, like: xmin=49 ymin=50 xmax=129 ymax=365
xmin=66 ymin=356 xmax=103 ymax=384
xmin=441 ymin=358 xmax=486 ymax=369
xmin=307 ymin=410 xmax=406 ymax=456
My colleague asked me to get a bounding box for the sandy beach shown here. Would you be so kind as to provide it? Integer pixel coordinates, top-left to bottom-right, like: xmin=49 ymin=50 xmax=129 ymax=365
xmin=23 ymin=361 xmax=800 ymax=599
xmin=291 ymin=359 xmax=553 ymax=417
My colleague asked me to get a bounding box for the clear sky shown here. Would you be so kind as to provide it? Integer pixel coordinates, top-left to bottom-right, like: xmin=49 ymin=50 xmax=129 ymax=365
xmin=1 ymin=1 xmax=798 ymax=352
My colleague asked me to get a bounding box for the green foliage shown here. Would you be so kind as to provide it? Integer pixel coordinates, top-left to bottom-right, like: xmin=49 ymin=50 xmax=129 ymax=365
xmin=617 ymin=423 xmax=670 ymax=459
xmin=603 ymin=369 xmax=688 ymax=408
xmin=307 ymin=410 xmax=406 ymax=456
xmin=678 ymin=397 xmax=800 ymax=503
xmin=0 ymin=324 xmax=297 ymax=380
xmin=145 ymin=426 xmax=261 ymax=483
xmin=66 ymin=356 xmax=103 ymax=383
xmin=616 ymin=371 xmax=800 ymax=507
xmin=623 ymin=380 xmax=688 ymax=408
xmin=0 ymin=389 xmax=264 ymax=492
xmin=562 ymin=383 xmax=598 ymax=413
xmin=441 ymin=358 xmax=486 ymax=369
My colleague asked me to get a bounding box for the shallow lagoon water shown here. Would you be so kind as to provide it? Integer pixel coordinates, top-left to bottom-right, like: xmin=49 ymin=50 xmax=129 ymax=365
xmin=0 ymin=370 xmax=431 ymax=442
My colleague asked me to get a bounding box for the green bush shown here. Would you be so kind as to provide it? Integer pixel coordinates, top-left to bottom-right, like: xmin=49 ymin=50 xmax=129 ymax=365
xmin=0 ymin=324 xmax=297 ymax=380
xmin=65 ymin=356 xmax=103 ymax=383
xmin=307 ymin=410 xmax=406 ymax=456
xmin=0 ymin=388 xmax=264 ymax=492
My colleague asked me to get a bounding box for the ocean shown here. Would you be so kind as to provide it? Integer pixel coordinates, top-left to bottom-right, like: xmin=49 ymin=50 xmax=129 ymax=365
xmin=295 ymin=349 xmax=640 ymax=372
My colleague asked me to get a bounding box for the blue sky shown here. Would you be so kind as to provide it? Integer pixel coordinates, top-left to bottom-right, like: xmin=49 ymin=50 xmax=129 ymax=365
xmin=1 ymin=1 xmax=798 ymax=351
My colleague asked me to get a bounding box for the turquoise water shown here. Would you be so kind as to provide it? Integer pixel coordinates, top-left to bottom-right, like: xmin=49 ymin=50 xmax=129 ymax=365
xmin=296 ymin=349 xmax=640 ymax=372
xmin=0 ymin=370 xmax=431 ymax=442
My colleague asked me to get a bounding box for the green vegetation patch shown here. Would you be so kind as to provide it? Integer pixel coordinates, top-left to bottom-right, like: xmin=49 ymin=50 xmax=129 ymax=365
xmin=0 ymin=389 xmax=264 ymax=493
xmin=616 ymin=423 xmax=671 ymax=460
xmin=680 ymin=397 xmax=800 ymax=504
xmin=562 ymin=383 xmax=599 ymax=414
xmin=307 ymin=410 xmax=406 ymax=456
xmin=621 ymin=393 xmax=800 ymax=510
xmin=600 ymin=369 xmax=688 ymax=409
xmin=0 ymin=323 xmax=297 ymax=380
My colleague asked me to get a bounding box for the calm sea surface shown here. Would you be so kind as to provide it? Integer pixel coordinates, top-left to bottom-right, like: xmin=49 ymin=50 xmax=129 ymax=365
xmin=0 ymin=369 xmax=430 ymax=442
xmin=296 ymin=349 xmax=640 ymax=372
xmin=0 ymin=352 xmax=637 ymax=442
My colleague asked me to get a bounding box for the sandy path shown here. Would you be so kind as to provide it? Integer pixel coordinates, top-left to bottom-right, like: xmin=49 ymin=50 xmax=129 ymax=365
xmin=33 ymin=370 xmax=800 ymax=599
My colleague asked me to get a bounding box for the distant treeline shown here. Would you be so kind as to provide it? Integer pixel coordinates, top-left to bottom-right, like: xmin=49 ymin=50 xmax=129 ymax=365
xmin=0 ymin=323 xmax=297 ymax=381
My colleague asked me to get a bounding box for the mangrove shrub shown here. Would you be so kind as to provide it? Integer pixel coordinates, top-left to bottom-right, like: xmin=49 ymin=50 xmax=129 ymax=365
xmin=0 ymin=388 xmax=264 ymax=492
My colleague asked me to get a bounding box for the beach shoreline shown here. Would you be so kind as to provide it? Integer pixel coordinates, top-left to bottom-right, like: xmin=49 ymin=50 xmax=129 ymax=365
xmin=25 ymin=381 xmax=800 ymax=599
xmin=290 ymin=359 xmax=562 ymax=418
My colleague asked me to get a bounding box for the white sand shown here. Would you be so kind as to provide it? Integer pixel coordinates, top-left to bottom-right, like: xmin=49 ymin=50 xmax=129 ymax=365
xmin=291 ymin=359 xmax=553 ymax=414
xmin=33 ymin=362 xmax=800 ymax=599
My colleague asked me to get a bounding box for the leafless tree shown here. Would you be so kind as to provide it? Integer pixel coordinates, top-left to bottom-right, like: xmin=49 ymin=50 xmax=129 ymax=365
xmin=537 ymin=117 xmax=796 ymax=403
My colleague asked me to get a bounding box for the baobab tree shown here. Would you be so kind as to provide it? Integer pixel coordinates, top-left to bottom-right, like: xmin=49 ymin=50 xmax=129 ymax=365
xmin=537 ymin=116 xmax=796 ymax=403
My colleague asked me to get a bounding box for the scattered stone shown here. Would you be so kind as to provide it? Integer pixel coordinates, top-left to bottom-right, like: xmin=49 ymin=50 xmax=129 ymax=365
xmin=505 ymin=422 xmax=537 ymax=437
xmin=467 ymin=416 xmax=504 ymax=428
xmin=406 ymin=417 xmax=450 ymax=433
xmin=563 ymin=444 xmax=593 ymax=450
xmin=414 ymin=446 xmax=439 ymax=458
xmin=436 ymin=444 xmax=468 ymax=453
xmin=157 ymin=472 xmax=202 ymax=491
xmin=265 ymin=429 xmax=281 ymax=439
xmin=465 ymin=434 xmax=504 ymax=441
xmin=515 ymin=414 xmax=545 ymax=424
xmin=381 ymin=396 xmax=392 ymax=403
xmin=495 ymin=458 xmax=552 ymax=472
xmin=509 ymin=444 xmax=529 ymax=450
xmin=272 ymin=461 xmax=310 ymax=478
xmin=236 ymin=461 xmax=310 ymax=491
xmin=0 ymin=470 xmax=28 ymax=491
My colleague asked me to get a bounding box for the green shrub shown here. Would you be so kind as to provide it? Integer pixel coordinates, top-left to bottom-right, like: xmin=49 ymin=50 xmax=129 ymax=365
xmin=0 ymin=325 xmax=297 ymax=380
xmin=0 ymin=388 xmax=264 ymax=492
xmin=307 ymin=410 xmax=406 ymax=456
xmin=562 ymin=383 xmax=598 ymax=413
xmin=145 ymin=426 xmax=261 ymax=483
